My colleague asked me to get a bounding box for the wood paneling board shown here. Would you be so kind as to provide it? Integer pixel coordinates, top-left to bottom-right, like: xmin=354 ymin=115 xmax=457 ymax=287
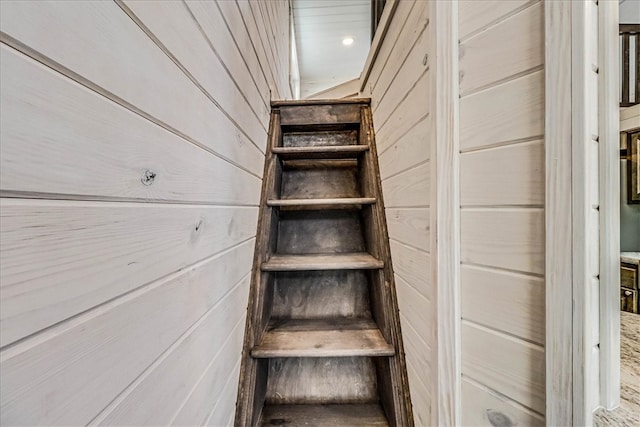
xmin=460 ymin=70 xmax=544 ymax=152
xmin=205 ymin=360 xmax=242 ymax=426
xmin=366 ymin=0 xmax=416 ymax=94
xmin=460 ymin=140 xmax=544 ymax=206
xmin=459 ymin=2 xmax=543 ymax=95
xmin=92 ymin=283 xmax=248 ymax=426
xmin=0 ymin=199 xmax=257 ymax=346
xmin=171 ymin=322 xmax=245 ymax=426
xmin=210 ymin=1 xmax=270 ymax=110
xmin=396 ymin=275 xmax=432 ymax=339
xmin=182 ymin=0 xmax=272 ymax=121
xmin=227 ymin=0 xmax=278 ymax=98
xmin=375 ymin=70 xmax=430 ymax=155
xmin=371 ymin=1 xmax=429 ymax=103
xmin=0 ymin=1 xmax=265 ymax=169
xmin=121 ymin=0 xmax=268 ymax=139
xmin=0 ymin=247 xmax=252 ymax=426
xmin=245 ymin=0 xmax=282 ymax=98
xmin=400 ymin=313 xmax=432 ymax=382
xmin=461 ymin=377 xmax=545 ymax=426
xmin=406 ymin=355 xmax=432 ymax=427
xmin=461 ymin=321 xmax=545 ymax=414
xmin=381 ymin=162 xmax=430 ymax=208
xmin=372 ymin=12 xmax=430 ymax=127
xmin=460 ymin=208 xmax=544 ymax=275
xmin=458 ymin=0 xmax=536 ymax=41
xmin=0 ymin=45 xmax=263 ymax=201
xmin=461 ymin=264 xmax=545 ymax=345
xmin=257 ymin=0 xmax=287 ymax=94
xmin=385 ymin=208 xmax=430 ymax=252
xmin=378 ymin=115 xmax=429 ymax=176
xmin=389 ymin=242 xmax=431 ymax=300
xmin=214 ymin=0 xmax=271 ymax=107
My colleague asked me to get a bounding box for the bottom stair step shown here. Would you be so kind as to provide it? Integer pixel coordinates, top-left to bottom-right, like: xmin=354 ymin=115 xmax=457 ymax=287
xmin=260 ymin=404 xmax=389 ymax=426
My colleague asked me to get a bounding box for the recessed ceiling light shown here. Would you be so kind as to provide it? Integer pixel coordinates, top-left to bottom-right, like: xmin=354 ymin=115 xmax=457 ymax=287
xmin=342 ymin=37 xmax=354 ymax=46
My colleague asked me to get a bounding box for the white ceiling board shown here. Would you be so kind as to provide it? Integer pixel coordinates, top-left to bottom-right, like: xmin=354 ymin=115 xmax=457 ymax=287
xmin=293 ymin=0 xmax=370 ymax=98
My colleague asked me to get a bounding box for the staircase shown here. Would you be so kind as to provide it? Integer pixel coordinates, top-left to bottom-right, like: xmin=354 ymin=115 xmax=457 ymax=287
xmin=234 ymin=99 xmax=414 ymax=426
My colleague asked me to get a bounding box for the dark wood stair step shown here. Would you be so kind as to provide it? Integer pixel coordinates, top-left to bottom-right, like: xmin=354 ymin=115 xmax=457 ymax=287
xmin=267 ymin=197 xmax=376 ymax=210
xmin=262 ymin=253 xmax=383 ymax=271
xmin=252 ymin=318 xmax=394 ymax=358
xmin=273 ymin=145 xmax=368 ymax=159
xmin=260 ymin=403 xmax=388 ymax=426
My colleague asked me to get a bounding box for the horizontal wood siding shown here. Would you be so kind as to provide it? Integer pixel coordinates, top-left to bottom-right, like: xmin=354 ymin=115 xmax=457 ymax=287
xmin=0 ymin=0 xmax=290 ymax=424
xmin=458 ymin=1 xmax=546 ymax=423
xmin=362 ymin=0 xmax=432 ymax=423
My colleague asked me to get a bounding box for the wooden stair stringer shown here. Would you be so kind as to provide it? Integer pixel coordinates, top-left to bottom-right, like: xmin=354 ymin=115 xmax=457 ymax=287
xmin=358 ymin=105 xmax=415 ymax=426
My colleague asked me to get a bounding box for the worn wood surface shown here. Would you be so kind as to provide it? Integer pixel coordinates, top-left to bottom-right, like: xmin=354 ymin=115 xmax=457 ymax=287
xmin=271 ymin=270 xmax=371 ymax=320
xmin=271 ymin=98 xmax=371 ymax=107
xmin=262 ymin=253 xmax=384 ymax=272
xmin=273 ymin=145 xmax=368 ymax=160
xmin=283 ymin=130 xmax=357 ymax=147
xmin=277 ymin=210 xmax=365 ymax=254
xmin=265 ymin=357 xmax=379 ymax=405
xmin=279 ymin=104 xmax=361 ymax=126
xmin=281 ymin=161 xmax=360 ymax=199
xmin=260 ymin=404 xmax=388 ymax=426
xmin=267 ymin=197 xmax=376 ymax=210
xmin=236 ymin=103 xmax=413 ymax=425
xmin=252 ymin=319 xmax=394 ymax=358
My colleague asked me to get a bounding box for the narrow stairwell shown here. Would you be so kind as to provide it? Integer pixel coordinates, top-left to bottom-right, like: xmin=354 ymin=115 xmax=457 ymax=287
xmin=235 ymin=99 xmax=414 ymax=426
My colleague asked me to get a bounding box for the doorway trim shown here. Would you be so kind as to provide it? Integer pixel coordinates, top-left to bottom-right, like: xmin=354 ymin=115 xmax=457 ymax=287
xmin=545 ymin=1 xmax=621 ymax=425
xmin=544 ymin=1 xmax=574 ymax=425
xmin=597 ymin=0 xmax=620 ymax=412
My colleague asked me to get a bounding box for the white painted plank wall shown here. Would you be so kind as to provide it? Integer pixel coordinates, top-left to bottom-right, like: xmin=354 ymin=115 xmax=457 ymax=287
xmin=458 ymin=1 xmax=546 ymax=425
xmin=0 ymin=0 xmax=290 ymax=424
xmin=362 ymin=1 xmax=432 ymax=424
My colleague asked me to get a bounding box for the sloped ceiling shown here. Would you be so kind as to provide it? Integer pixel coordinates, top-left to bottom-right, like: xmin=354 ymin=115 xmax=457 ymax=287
xmin=292 ymin=0 xmax=370 ymax=98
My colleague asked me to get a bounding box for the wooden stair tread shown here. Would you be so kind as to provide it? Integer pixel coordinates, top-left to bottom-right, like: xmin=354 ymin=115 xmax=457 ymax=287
xmin=252 ymin=318 xmax=394 ymax=358
xmin=271 ymin=98 xmax=371 ymax=107
xmin=262 ymin=253 xmax=383 ymax=271
xmin=273 ymin=145 xmax=368 ymax=159
xmin=260 ymin=403 xmax=388 ymax=426
xmin=267 ymin=197 xmax=376 ymax=209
